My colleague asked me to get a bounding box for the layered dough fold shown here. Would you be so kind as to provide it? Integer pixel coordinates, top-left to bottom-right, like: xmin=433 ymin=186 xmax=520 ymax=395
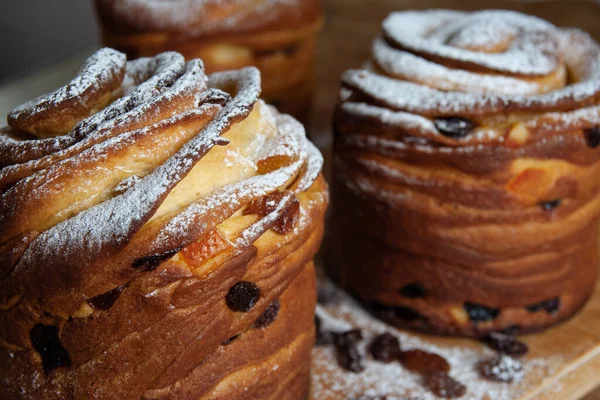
xmin=329 ymin=10 xmax=600 ymax=336
xmin=0 ymin=48 xmax=328 ymax=399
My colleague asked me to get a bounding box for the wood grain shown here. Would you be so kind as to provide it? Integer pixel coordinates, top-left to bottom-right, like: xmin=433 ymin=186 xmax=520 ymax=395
xmin=310 ymin=1 xmax=600 ymax=399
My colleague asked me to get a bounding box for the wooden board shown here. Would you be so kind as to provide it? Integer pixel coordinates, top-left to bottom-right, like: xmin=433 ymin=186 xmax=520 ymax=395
xmin=308 ymin=1 xmax=600 ymax=399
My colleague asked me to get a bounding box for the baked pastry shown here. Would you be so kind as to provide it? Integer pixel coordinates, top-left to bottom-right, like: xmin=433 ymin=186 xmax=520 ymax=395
xmin=0 ymin=48 xmax=328 ymax=399
xmin=328 ymin=10 xmax=600 ymax=337
xmin=94 ymin=0 xmax=323 ymax=122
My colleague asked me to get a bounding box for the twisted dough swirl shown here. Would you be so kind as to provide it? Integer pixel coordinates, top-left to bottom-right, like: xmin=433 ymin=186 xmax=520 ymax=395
xmin=331 ymin=10 xmax=600 ymax=336
xmin=0 ymin=48 xmax=327 ymax=398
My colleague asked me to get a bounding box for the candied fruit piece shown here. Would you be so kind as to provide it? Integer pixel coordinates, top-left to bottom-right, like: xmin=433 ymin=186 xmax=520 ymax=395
xmin=400 ymin=349 xmax=450 ymax=374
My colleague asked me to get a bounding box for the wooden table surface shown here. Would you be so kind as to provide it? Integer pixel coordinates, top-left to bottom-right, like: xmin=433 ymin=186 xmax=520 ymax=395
xmin=310 ymin=1 xmax=600 ymax=399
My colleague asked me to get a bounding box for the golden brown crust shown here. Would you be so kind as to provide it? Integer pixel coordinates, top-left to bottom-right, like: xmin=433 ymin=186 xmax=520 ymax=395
xmin=328 ymin=10 xmax=600 ymax=337
xmin=0 ymin=49 xmax=328 ymax=398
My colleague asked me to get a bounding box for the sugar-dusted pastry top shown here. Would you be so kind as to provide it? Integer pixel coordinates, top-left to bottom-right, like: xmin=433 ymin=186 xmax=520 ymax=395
xmin=95 ymin=0 xmax=322 ymax=37
xmin=0 ymin=47 xmax=322 ymax=308
xmin=340 ymin=10 xmax=600 ymax=150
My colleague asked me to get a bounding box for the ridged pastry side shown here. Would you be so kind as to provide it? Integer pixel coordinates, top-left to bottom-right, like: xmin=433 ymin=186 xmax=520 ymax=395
xmin=329 ymin=10 xmax=600 ymax=336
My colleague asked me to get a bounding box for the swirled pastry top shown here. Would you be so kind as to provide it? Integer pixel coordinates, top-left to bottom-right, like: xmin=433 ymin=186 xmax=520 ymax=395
xmin=0 ymin=48 xmax=323 ymax=314
xmin=95 ymin=0 xmax=322 ymax=37
xmin=339 ymin=10 xmax=600 ymax=151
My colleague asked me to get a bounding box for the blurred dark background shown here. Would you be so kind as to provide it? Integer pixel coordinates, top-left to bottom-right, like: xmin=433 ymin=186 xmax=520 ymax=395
xmin=0 ymin=1 xmax=98 ymax=83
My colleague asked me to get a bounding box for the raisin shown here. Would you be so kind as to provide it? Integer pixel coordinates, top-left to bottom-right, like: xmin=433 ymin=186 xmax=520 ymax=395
xmin=483 ymin=332 xmax=529 ymax=357
xmin=584 ymin=127 xmax=600 ymax=148
xmin=399 ymin=283 xmax=426 ymax=298
xmin=254 ymin=300 xmax=280 ymax=328
xmin=132 ymin=247 xmax=181 ymax=271
xmin=334 ymin=329 xmax=366 ymax=373
xmin=526 ymin=297 xmax=560 ymax=314
xmin=352 ymin=396 xmax=388 ymax=400
xmin=540 ymin=199 xmax=561 ymax=211
xmin=464 ymin=302 xmax=500 ymax=322
xmin=369 ymin=332 xmax=402 ymax=363
xmin=88 ymin=285 xmax=124 ymax=311
xmin=29 ymin=324 xmax=71 ymax=373
xmin=423 ymin=372 xmax=467 ymax=398
xmin=480 ymin=355 xmax=523 ymax=382
xmin=336 ymin=341 xmax=365 ymax=373
xmin=400 ymin=349 xmax=450 ymax=374
xmin=226 ymin=281 xmax=260 ymax=312
xmin=433 ymin=117 xmax=475 ymax=138
xmin=222 ymin=334 xmax=239 ymax=346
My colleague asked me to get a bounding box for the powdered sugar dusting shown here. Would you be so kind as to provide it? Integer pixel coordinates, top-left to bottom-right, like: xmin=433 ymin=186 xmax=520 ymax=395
xmin=99 ymin=0 xmax=305 ymax=36
xmin=311 ymin=276 xmax=564 ymax=400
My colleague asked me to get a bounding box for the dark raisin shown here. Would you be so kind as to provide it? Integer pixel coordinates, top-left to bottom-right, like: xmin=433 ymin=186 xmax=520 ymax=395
xmin=132 ymin=247 xmax=181 ymax=271
xmin=222 ymin=334 xmax=239 ymax=346
xmin=526 ymin=297 xmax=560 ymax=314
xmin=369 ymin=332 xmax=402 ymax=363
xmin=272 ymin=198 xmax=300 ymax=234
xmin=352 ymin=396 xmax=388 ymax=400
xmin=423 ymin=372 xmax=467 ymax=398
xmin=336 ymin=340 xmax=365 ymax=373
xmin=254 ymin=300 xmax=280 ymax=328
xmin=584 ymin=127 xmax=600 ymax=148
xmin=464 ymin=302 xmax=500 ymax=322
xmin=334 ymin=329 xmax=364 ymax=348
xmin=400 ymin=349 xmax=450 ymax=374
xmin=29 ymin=324 xmax=71 ymax=373
xmin=483 ymin=332 xmax=529 ymax=357
xmin=433 ymin=117 xmax=475 ymax=138
xmin=399 ymin=283 xmax=426 ymax=298
xmin=479 ymin=355 xmax=523 ymax=382
xmin=88 ymin=285 xmax=124 ymax=311
xmin=226 ymin=281 xmax=260 ymax=312
xmin=540 ymin=199 xmax=561 ymax=211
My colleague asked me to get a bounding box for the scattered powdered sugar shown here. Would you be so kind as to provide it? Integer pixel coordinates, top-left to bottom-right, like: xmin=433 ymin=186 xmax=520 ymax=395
xmin=311 ymin=276 xmax=564 ymax=400
xmin=382 ymin=10 xmax=560 ymax=76
xmin=102 ymin=0 xmax=304 ymax=36
xmin=372 ymin=37 xmax=561 ymax=95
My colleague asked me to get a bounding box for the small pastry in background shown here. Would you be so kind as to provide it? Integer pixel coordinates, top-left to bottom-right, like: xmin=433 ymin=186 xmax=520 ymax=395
xmin=328 ymin=10 xmax=600 ymax=337
xmin=94 ymin=0 xmax=324 ymax=122
xmin=0 ymin=48 xmax=328 ymax=399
